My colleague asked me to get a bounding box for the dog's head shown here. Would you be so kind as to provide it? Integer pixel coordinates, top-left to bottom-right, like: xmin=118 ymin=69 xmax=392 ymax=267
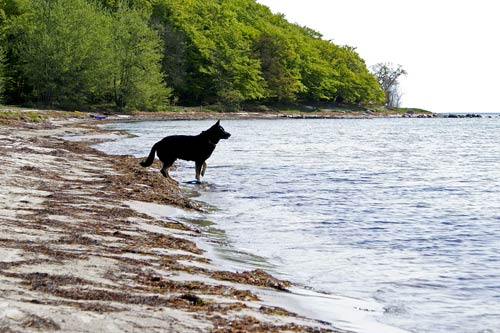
xmin=206 ymin=120 xmax=231 ymax=142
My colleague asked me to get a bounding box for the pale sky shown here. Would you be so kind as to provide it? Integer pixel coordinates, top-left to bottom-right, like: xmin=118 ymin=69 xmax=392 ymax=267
xmin=256 ymin=0 xmax=500 ymax=113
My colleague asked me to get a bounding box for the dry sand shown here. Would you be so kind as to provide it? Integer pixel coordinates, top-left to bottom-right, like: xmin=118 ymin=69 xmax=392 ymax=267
xmin=0 ymin=110 xmax=344 ymax=332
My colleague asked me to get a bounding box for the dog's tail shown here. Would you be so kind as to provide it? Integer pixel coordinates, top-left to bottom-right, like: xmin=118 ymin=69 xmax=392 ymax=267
xmin=140 ymin=143 xmax=157 ymax=167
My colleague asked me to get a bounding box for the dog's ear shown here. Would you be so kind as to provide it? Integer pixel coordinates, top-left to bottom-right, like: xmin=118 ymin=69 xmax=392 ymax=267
xmin=215 ymin=120 xmax=220 ymax=126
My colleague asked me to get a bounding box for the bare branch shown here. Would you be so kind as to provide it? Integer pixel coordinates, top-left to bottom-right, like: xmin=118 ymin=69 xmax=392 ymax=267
xmin=371 ymin=62 xmax=407 ymax=108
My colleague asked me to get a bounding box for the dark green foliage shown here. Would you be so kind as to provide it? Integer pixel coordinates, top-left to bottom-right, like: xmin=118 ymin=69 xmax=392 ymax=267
xmin=109 ymin=2 xmax=171 ymax=110
xmin=0 ymin=0 xmax=384 ymax=111
xmin=151 ymin=0 xmax=384 ymax=108
xmin=0 ymin=48 xmax=4 ymax=104
xmin=2 ymin=0 xmax=169 ymax=110
xmin=256 ymin=31 xmax=304 ymax=102
xmin=8 ymin=0 xmax=113 ymax=108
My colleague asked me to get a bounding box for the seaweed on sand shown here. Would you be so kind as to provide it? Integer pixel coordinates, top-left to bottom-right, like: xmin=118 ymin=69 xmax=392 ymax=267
xmin=210 ymin=269 xmax=291 ymax=291
xmin=137 ymin=272 xmax=259 ymax=302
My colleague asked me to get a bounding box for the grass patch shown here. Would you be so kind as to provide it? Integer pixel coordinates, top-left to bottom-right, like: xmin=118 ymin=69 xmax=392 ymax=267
xmin=0 ymin=108 xmax=91 ymax=125
xmin=376 ymin=107 xmax=432 ymax=114
xmin=0 ymin=110 xmax=47 ymax=123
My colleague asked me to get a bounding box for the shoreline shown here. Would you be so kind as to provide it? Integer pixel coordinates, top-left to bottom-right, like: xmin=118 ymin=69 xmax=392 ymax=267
xmin=0 ymin=110 xmax=344 ymax=332
xmin=0 ymin=105 xmax=436 ymax=124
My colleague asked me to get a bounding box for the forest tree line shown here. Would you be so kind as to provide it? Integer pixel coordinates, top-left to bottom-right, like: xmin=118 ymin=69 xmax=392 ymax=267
xmin=0 ymin=0 xmax=385 ymax=111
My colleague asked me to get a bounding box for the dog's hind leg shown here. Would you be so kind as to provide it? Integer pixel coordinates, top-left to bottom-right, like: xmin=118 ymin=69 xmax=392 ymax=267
xmin=201 ymin=161 xmax=207 ymax=177
xmin=160 ymin=165 xmax=170 ymax=178
xmin=160 ymin=159 xmax=176 ymax=181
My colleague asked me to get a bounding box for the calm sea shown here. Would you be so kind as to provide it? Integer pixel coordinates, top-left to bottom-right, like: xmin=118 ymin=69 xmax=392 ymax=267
xmin=96 ymin=117 xmax=500 ymax=333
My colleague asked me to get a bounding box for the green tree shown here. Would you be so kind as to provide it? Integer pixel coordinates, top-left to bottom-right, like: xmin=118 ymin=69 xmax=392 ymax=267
xmin=329 ymin=46 xmax=384 ymax=105
xmin=156 ymin=22 xmax=188 ymax=101
xmin=0 ymin=47 xmax=5 ymax=104
xmin=207 ymin=21 xmax=265 ymax=108
xmin=8 ymin=0 xmax=114 ymax=108
xmin=109 ymin=2 xmax=171 ymax=110
xmin=256 ymin=30 xmax=304 ymax=102
xmin=2 ymin=0 xmax=385 ymax=110
xmin=0 ymin=1 xmax=5 ymax=103
xmin=1 ymin=0 xmax=30 ymax=104
xmin=298 ymin=42 xmax=341 ymax=101
xmin=149 ymin=0 xmax=384 ymax=108
xmin=151 ymin=0 xmax=217 ymax=104
xmin=154 ymin=0 xmax=265 ymax=108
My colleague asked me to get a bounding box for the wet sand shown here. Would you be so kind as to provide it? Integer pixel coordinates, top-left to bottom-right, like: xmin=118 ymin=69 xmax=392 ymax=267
xmin=0 ymin=109 xmax=342 ymax=332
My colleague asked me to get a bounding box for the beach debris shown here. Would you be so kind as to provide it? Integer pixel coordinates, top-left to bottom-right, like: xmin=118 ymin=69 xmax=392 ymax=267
xmin=259 ymin=305 xmax=297 ymax=317
xmin=180 ymin=293 xmax=205 ymax=306
xmin=211 ymin=269 xmax=291 ymax=291
xmin=138 ymin=272 xmax=259 ymax=302
xmin=210 ymin=315 xmax=333 ymax=333
xmin=21 ymin=314 xmax=61 ymax=331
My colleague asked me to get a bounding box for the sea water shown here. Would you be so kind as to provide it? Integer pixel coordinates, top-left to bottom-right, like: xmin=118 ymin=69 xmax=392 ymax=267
xmin=95 ymin=117 xmax=500 ymax=333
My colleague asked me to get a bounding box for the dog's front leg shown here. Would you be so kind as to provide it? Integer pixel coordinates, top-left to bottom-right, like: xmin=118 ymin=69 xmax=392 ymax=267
xmin=201 ymin=161 xmax=207 ymax=177
xmin=195 ymin=161 xmax=203 ymax=182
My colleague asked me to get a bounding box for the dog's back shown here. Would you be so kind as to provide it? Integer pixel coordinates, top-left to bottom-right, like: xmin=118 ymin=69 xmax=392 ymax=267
xmin=156 ymin=135 xmax=215 ymax=162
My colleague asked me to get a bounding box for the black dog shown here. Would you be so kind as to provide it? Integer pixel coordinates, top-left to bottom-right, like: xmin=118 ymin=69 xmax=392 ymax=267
xmin=140 ymin=120 xmax=231 ymax=182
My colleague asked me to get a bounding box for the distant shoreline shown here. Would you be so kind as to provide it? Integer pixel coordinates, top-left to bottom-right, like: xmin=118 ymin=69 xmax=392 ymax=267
xmin=4 ymin=106 xmax=499 ymax=129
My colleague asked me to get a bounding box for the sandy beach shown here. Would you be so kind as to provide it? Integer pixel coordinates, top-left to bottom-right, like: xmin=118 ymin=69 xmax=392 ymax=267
xmin=0 ymin=109 xmax=342 ymax=332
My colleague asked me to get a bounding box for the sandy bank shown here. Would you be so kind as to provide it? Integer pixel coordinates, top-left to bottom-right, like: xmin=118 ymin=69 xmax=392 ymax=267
xmin=0 ymin=110 xmax=344 ymax=332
